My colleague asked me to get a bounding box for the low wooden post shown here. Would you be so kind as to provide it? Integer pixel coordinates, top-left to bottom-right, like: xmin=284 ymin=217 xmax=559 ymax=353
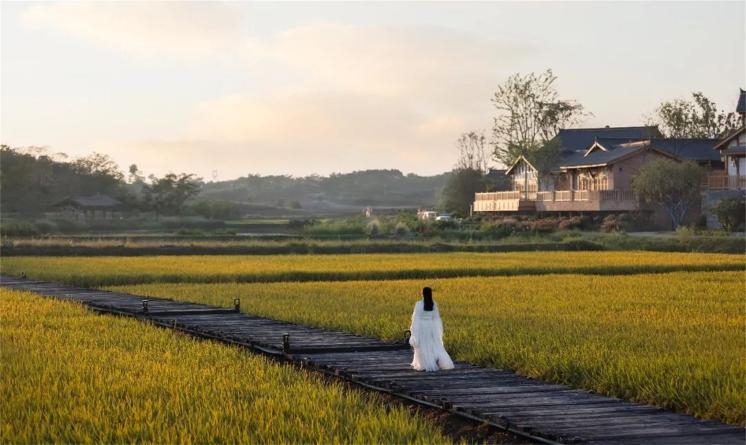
xmin=282 ymin=334 xmax=290 ymax=353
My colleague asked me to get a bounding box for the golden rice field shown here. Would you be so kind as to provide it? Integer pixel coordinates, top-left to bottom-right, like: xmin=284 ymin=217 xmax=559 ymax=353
xmin=2 ymin=251 xmax=744 ymax=286
xmin=113 ymin=271 xmax=746 ymax=426
xmin=0 ymin=289 xmax=448 ymax=444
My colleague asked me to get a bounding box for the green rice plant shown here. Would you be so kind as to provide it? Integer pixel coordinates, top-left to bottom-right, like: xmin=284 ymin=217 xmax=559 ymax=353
xmin=2 ymin=251 xmax=744 ymax=286
xmin=114 ymin=271 xmax=746 ymax=425
xmin=0 ymin=289 xmax=448 ymax=444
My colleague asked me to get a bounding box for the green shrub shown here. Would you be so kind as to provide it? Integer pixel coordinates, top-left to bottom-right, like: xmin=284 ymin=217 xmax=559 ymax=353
xmin=51 ymin=218 xmax=88 ymax=234
xmin=366 ymin=219 xmax=382 ymax=238
xmin=712 ymin=195 xmax=746 ymax=232
xmin=557 ymin=216 xmax=584 ymax=231
xmin=601 ymin=214 xmax=628 ymax=233
xmin=393 ymin=222 xmax=410 ymax=238
xmin=528 ymin=218 xmax=558 ymax=234
xmin=33 ymin=220 xmax=58 ymax=234
xmin=0 ymin=222 xmax=38 ymax=237
xmin=480 ymin=222 xmax=516 ymax=239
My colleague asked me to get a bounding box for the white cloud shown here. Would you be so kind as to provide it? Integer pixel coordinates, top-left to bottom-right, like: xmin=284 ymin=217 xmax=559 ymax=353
xmin=170 ymin=23 xmax=526 ymax=175
xmin=17 ymin=4 xmax=531 ymax=175
xmin=21 ymin=2 xmax=246 ymax=61
xmin=266 ymin=23 xmax=527 ymax=102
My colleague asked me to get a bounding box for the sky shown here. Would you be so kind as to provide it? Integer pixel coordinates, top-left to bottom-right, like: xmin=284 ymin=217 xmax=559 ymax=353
xmin=1 ymin=1 xmax=744 ymax=180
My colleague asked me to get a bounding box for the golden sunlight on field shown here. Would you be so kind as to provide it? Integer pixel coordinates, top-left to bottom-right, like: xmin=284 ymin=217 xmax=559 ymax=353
xmin=0 ymin=290 xmax=447 ymax=444
xmin=116 ymin=271 xmax=746 ymax=425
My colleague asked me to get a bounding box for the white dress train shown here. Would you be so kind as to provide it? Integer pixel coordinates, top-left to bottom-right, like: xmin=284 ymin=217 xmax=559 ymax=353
xmin=409 ymin=300 xmax=455 ymax=371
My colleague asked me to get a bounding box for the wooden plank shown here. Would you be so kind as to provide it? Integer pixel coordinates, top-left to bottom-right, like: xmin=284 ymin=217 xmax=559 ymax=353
xmin=481 ymin=403 xmax=657 ymax=417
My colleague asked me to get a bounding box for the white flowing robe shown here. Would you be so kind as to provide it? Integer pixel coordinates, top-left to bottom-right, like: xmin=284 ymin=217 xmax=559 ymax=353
xmin=409 ymin=300 xmax=454 ymax=371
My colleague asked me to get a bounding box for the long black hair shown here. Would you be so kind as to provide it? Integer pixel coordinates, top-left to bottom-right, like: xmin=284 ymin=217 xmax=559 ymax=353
xmin=423 ymin=287 xmax=434 ymax=311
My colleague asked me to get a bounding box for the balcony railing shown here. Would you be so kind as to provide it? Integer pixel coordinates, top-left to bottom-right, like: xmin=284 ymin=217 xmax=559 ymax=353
xmin=704 ymin=174 xmax=746 ymax=190
xmin=474 ymin=191 xmax=522 ymax=201
xmin=529 ymin=190 xmax=635 ymax=202
xmin=474 ymin=189 xmax=638 ymax=212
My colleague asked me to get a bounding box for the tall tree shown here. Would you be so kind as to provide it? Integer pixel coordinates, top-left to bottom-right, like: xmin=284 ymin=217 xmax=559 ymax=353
xmin=73 ymin=153 xmax=124 ymax=181
xmin=142 ymin=173 xmax=202 ymax=216
xmin=128 ymin=164 xmax=145 ymax=184
xmin=648 ymin=92 xmax=740 ymax=138
xmin=491 ymin=69 xmax=585 ymax=168
xmin=439 ymin=169 xmax=485 ymax=217
xmin=455 ymin=131 xmax=488 ymax=172
xmin=632 ymin=159 xmax=705 ymax=229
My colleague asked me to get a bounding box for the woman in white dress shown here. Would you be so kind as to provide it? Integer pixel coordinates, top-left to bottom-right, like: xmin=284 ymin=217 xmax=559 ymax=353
xmin=409 ymin=287 xmax=454 ymax=371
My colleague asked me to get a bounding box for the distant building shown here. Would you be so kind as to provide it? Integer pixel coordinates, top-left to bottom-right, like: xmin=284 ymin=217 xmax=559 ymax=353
xmin=474 ymin=126 xmax=665 ymax=213
xmin=417 ymin=209 xmax=438 ymax=221
xmin=53 ymin=194 xmax=122 ymax=219
xmin=474 ymin=97 xmax=745 ymax=219
xmin=703 ymin=89 xmax=746 ymax=228
xmin=711 ymin=89 xmax=746 ymax=188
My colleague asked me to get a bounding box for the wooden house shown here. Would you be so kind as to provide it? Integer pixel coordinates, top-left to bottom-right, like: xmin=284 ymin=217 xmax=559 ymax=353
xmin=709 ymin=89 xmax=746 ymax=190
xmin=475 ymin=126 xmax=667 ymax=213
xmin=473 ymin=123 xmax=733 ymax=214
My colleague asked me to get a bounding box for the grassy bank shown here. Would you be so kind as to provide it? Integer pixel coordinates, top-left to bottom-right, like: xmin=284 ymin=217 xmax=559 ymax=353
xmin=2 ymin=231 xmax=744 ymax=255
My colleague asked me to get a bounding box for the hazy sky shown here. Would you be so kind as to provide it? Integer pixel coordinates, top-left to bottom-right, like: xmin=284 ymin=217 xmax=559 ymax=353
xmin=2 ymin=1 xmax=744 ymax=180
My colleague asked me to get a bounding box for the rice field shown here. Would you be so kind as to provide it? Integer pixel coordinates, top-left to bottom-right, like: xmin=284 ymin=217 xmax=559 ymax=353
xmin=113 ymin=271 xmax=746 ymax=426
xmin=2 ymin=251 xmax=744 ymax=286
xmin=0 ymin=289 xmax=448 ymax=444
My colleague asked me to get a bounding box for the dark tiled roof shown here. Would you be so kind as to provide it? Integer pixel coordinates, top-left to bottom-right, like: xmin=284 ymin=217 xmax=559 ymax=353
xmin=551 ymin=126 xmax=661 ymax=152
xmin=648 ymin=138 xmax=720 ymax=162
xmin=55 ymin=194 xmax=122 ymax=209
xmin=560 ymin=144 xmax=642 ymax=168
xmin=737 ymin=89 xmax=746 ymax=114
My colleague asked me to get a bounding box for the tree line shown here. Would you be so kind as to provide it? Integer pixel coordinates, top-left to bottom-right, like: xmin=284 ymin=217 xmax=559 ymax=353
xmin=0 ymin=146 xmax=201 ymax=216
xmin=0 ymin=146 xmax=452 ymax=217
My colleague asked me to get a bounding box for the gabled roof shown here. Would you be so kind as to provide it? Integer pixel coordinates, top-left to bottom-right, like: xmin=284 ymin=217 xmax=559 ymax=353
xmin=714 ymin=126 xmax=745 ymax=150
xmin=551 ymin=126 xmax=661 ymax=152
xmin=647 ymin=138 xmax=721 ymax=162
xmin=560 ymin=141 xmax=679 ymax=170
xmin=561 ymin=146 xmax=639 ymax=168
xmin=737 ymin=88 xmax=746 ymax=114
xmin=505 ymin=155 xmax=537 ymax=175
xmin=504 ymin=126 xmax=663 ymax=175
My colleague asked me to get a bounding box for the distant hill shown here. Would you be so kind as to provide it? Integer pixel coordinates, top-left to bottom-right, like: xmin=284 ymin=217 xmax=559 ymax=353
xmin=199 ymin=170 xmax=451 ymax=215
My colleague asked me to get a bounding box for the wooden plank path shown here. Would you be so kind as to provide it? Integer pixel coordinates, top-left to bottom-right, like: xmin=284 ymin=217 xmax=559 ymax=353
xmin=2 ymin=275 xmax=743 ymax=445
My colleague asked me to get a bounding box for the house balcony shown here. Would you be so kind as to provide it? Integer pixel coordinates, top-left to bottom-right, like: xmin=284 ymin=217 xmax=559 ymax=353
xmin=473 ymin=189 xmax=638 ymax=213
xmin=704 ymin=174 xmax=746 ymax=190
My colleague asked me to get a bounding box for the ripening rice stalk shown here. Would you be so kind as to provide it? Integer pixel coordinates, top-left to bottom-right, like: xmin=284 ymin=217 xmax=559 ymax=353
xmin=0 ymin=289 xmax=448 ymax=444
xmin=2 ymin=251 xmax=744 ymax=286
xmin=116 ymin=271 xmax=746 ymax=426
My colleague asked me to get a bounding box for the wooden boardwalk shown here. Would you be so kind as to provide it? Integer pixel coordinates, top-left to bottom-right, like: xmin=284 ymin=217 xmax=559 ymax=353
xmin=2 ymin=274 xmax=743 ymax=445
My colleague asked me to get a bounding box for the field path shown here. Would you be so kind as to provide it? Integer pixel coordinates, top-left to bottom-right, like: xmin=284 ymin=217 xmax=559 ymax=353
xmin=2 ymin=274 xmax=743 ymax=445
